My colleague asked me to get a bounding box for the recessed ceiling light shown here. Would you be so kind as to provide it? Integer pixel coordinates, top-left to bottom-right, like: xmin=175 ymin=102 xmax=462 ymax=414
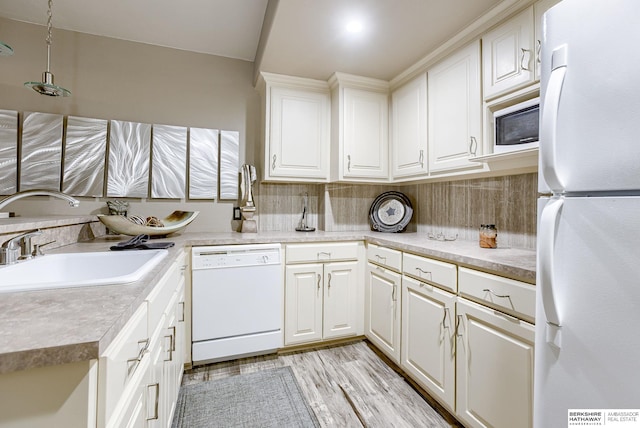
xmin=346 ymin=20 xmax=364 ymax=34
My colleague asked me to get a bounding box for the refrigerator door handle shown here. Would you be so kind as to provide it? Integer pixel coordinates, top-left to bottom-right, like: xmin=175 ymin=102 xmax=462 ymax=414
xmin=539 ymin=198 xmax=563 ymax=327
xmin=540 ymin=45 xmax=568 ymax=193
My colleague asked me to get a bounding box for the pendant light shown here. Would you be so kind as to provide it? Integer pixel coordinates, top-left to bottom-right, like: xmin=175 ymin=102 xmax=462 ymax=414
xmin=0 ymin=41 xmax=13 ymax=56
xmin=24 ymin=0 xmax=71 ymax=97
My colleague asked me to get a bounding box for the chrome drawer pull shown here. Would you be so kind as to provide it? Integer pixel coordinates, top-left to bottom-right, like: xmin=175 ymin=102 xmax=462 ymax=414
xmin=147 ymin=383 xmax=160 ymax=421
xmin=415 ymin=267 xmax=432 ymax=280
xmin=126 ymin=338 xmax=150 ymax=377
xmin=483 ymin=288 xmax=510 ymax=299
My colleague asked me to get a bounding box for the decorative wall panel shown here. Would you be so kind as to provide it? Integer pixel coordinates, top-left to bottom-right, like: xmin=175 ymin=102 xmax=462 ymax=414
xmin=219 ymin=130 xmax=239 ymax=200
xmin=63 ymin=116 xmax=108 ymax=197
xmin=188 ymin=127 xmax=219 ymax=199
xmin=151 ymin=124 xmax=187 ymax=199
xmin=0 ymin=110 xmax=18 ymax=195
xmin=107 ymin=120 xmax=151 ymax=198
xmin=20 ymin=112 xmax=63 ymax=191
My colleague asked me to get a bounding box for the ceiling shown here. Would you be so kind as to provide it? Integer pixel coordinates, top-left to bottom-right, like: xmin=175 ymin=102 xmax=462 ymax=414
xmin=0 ymin=0 xmax=504 ymax=81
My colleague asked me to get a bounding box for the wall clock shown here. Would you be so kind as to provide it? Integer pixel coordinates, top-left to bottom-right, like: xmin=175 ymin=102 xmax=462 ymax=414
xmin=369 ymin=191 xmax=413 ymax=232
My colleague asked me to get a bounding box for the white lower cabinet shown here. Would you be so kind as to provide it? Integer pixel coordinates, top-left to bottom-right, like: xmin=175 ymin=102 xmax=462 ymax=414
xmin=284 ymin=242 xmax=363 ymax=346
xmin=401 ymin=276 xmax=456 ymax=412
xmin=98 ymin=303 xmax=150 ymax=428
xmin=99 ymin=250 xmax=187 ymax=428
xmin=455 ymin=298 xmax=535 ymax=428
xmin=365 ymin=261 xmax=402 ymax=363
xmin=366 ymin=245 xmax=535 ymax=428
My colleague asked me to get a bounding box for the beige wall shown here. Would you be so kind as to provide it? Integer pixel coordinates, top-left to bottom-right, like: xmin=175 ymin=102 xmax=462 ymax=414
xmin=0 ymin=17 xmax=259 ymax=232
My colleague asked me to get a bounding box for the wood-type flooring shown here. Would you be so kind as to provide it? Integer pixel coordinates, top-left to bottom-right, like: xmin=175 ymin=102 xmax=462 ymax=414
xmin=181 ymin=340 xmax=462 ymax=428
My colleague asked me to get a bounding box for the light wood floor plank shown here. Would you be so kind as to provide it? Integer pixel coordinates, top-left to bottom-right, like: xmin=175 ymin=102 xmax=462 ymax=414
xmin=181 ymin=340 xmax=459 ymax=427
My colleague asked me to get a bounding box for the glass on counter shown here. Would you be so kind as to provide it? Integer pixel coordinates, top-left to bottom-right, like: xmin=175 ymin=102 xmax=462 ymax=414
xmin=479 ymin=224 xmax=498 ymax=248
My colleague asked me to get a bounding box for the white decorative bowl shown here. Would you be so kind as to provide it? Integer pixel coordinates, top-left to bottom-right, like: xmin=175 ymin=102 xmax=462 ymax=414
xmin=98 ymin=210 xmax=199 ymax=236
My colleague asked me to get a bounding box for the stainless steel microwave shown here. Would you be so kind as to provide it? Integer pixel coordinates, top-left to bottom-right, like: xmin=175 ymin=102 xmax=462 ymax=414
xmin=493 ymin=97 xmax=540 ymax=153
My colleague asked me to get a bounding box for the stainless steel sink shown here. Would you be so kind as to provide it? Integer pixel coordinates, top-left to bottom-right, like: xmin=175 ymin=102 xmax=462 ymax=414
xmin=0 ymin=249 xmax=168 ymax=293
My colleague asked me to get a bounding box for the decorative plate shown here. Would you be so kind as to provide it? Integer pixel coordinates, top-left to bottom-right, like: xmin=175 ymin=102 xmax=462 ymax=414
xmin=369 ymin=191 xmax=413 ymax=233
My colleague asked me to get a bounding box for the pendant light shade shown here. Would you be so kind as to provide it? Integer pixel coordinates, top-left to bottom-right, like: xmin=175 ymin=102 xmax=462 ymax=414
xmin=24 ymin=0 xmax=71 ymax=97
xmin=0 ymin=41 xmax=13 ymax=56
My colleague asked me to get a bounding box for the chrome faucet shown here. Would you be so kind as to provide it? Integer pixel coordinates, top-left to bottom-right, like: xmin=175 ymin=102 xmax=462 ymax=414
xmin=0 ymin=189 xmax=80 ymax=214
xmin=0 ymin=229 xmax=43 ymax=265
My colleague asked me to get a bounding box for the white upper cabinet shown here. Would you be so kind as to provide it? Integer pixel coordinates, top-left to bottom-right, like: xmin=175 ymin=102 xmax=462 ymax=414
xmin=427 ymin=41 xmax=483 ymax=173
xmin=391 ymin=72 xmax=428 ymax=180
xmin=482 ymin=6 xmax=535 ymax=100
xmin=330 ymin=73 xmax=389 ymax=182
xmin=259 ymin=72 xmax=331 ymax=182
xmin=534 ymin=0 xmax=562 ymax=80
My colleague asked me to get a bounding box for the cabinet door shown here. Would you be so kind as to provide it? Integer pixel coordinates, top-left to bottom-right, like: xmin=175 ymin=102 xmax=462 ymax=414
xmin=482 ymin=6 xmax=535 ymax=99
xmin=268 ymin=86 xmax=330 ymax=180
xmin=323 ymin=261 xmax=359 ymax=340
xmin=456 ymin=298 xmax=534 ymax=428
xmin=428 ymin=41 xmax=482 ymax=173
xmin=285 ymin=264 xmax=324 ymax=345
xmin=341 ymin=87 xmax=389 ymax=180
xmin=401 ymin=276 xmax=456 ymax=411
xmin=365 ymin=262 xmax=401 ymax=363
xmin=391 ymin=73 xmax=428 ymax=179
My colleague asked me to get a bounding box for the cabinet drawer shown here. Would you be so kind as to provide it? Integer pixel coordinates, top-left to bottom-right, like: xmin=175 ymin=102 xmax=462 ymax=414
xmin=98 ymin=303 xmax=149 ymax=426
xmin=147 ymin=260 xmax=178 ymax=332
xmin=458 ymin=267 xmax=535 ymax=323
xmin=403 ymin=253 xmax=457 ymax=293
xmin=286 ymin=242 xmax=359 ymax=264
xmin=366 ymin=243 xmax=402 ymax=272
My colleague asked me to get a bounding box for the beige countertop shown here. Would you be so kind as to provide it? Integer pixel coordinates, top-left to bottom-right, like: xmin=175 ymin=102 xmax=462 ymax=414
xmin=0 ymin=229 xmax=536 ymax=374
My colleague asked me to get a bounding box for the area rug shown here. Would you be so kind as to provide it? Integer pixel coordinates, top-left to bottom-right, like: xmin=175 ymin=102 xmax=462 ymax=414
xmin=172 ymin=366 xmax=320 ymax=428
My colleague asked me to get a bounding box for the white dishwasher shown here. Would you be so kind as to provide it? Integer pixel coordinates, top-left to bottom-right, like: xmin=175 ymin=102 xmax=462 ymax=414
xmin=191 ymin=244 xmax=282 ymax=364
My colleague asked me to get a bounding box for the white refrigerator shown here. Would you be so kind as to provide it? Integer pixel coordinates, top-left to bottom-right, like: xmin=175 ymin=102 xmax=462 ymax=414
xmin=535 ymin=0 xmax=640 ymax=427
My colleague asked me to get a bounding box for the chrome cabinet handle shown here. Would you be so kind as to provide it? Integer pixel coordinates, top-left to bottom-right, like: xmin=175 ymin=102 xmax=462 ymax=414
xmin=147 ymin=383 xmax=160 ymax=421
xmin=347 ymin=154 xmax=351 ymax=172
xmin=374 ymin=254 xmax=386 ymax=263
xmin=442 ymin=307 xmax=450 ymax=330
xmin=483 ymin=288 xmax=511 ymax=299
xmin=392 ymin=284 xmax=397 ymax=302
xmin=318 ymin=251 xmax=331 ymax=259
xmin=521 ymin=48 xmax=531 ymax=71
xmin=164 ymin=334 xmax=174 ymax=362
xmin=415 ymin=267 xmax=432 ymax=281
xmin=272 ymin=154 xmax=276 ymax=170
xmin=419 ymin=149 xmax=424 ymax=167
xmin=317 ymin=273 xmax=322 ymax=292
xmin=536 ymin=40 xmax=542 ymax=65
xmin=127 ymin=338 xmax=150 ymax=377
xmin=178 ymin=301 xmax=185 ymax=322
xmin=455 ymin=315 xmax=464 ymax=338
xmin=169 ymin=326 xmax=176 ymax=351
xmin=327 ymin=273 xmax=332 ymax=290
xmin=469 ymin=136 xmax=478 ymax=156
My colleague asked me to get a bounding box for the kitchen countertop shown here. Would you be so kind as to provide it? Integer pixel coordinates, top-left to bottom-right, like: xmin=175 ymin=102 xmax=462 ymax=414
xmin=0 ymin=229 xmax=536 ymax=375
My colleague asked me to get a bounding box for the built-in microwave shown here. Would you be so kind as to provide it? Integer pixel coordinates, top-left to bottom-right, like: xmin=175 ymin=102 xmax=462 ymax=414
xmin=493 ymin=97 xmax=540 ymax=153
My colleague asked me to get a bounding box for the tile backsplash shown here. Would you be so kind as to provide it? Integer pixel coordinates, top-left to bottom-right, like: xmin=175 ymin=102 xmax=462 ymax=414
xmin=255 ymin=173 xmax=538 ymax=250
